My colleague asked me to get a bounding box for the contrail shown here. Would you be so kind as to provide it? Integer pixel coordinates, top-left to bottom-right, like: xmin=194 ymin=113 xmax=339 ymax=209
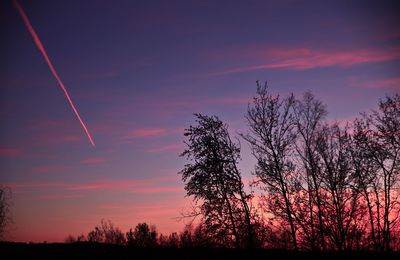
xmin=13 ymin=0 xmax=95 ymax=147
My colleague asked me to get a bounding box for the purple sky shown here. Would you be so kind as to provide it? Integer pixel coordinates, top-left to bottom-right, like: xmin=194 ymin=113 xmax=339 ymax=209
xmin=0 ymin=0 xmax=399 ymax=242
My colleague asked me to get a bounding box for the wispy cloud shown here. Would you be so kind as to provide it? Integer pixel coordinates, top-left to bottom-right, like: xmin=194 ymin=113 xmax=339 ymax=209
xmin=25 ymin=118 xmax=83 ymax=146
xmin=67 ymin=178 xmax=182 ymax=194
xmin=80 ymin=157 xmax=107 ymax=165
xmin=206 ymin=96 xmax=251 ymax=106
xmin=125 ymin=128 xmax=168 ymax=138
xmin=145 ymin=143 xmax=183 ymax=153
xmin=2 ymin=176 xmax=182 ymax=197
xmin=0 ymin=147 xmax=23 ymax=157
xmin=348 ymin=76 xmax=400 ymax=90
xmin=31 ymin=165 xmax=66 ymax=174
xmin=124 ymin=127 xmax=183 ymax=139
xmin=215 ymin=46 xmax=400 ymax=75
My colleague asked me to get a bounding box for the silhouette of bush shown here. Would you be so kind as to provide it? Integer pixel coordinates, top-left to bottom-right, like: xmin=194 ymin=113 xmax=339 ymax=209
xmin=87 ymin=220 xmax=125 ymax=245
xmin=0 ymin=186 xmax=11 ymax=240
xmin=126 ymin=223 xmax=158 ymax=248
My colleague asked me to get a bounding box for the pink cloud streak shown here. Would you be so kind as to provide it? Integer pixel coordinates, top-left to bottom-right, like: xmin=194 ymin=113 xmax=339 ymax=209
xmin=124 ymin=127 xmax=183 ymax=139
xmin=349 ymin=77 xmax=400 ymax=90
xmin=31 ymin=165 xmax=66 ymax=174
xmin=80 ymin=157 xmax=107 ymax=165
xmin=3 ymin=176 xmax=182 ymax=196
xmin=0 ymin=147 xmax=23 ymax=157
xmin=145 ymin=143 xmax=184 ymax=153
xmin=126 ymin=128 xmax=168 ymax=138
xmin=216 ymin=47 xmax=400 ymax=74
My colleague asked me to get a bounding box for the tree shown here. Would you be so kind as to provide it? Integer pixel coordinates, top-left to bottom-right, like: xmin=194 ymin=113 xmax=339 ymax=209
xmin=127 ymin=222 xmax=158 ymax=248
xmin=316 ymin=123 xmax=365 ymax=250
xmin=292 ymin=91 xmax=328 ymax=250
xmin=179 ymin=224 xmax=194 ymax=248
xmin=159 ymin=232 xmax=180 ymax=248
xmin=64 ymin=234 xmax=86 ymax=243
xmin=180 ymin=114 xmax=253 ymax=248
xmin=352 ymin=94 xmax=400 ymax=251
xmin=351 ymin=118 xmax=381 ymax=250
xmin=87 ymin=220 xmax=126 ymax=245
xmin=0 ymin=186 xmax=11 ymax=240
xmin=242 ymin=81 xmax=298 ymax=250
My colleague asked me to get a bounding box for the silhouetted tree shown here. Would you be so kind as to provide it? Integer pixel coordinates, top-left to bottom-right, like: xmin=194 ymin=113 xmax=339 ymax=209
xmin=179 ymin=224 xmax=194 ymax=248
xmin=180 ymin=114 xmax=253 ymax=248
xmin=127 ymin=222 xmax=158 ymax=248
xmin=191 ymin=221 xmax=216 ymax=247
xmin=87 ymin=226 xmax=103 ymax=243
xmin=351 ymin=118 xmax=381 ymax=250
xmin=242 ymin=81 xmax=298 ymax=250
xmin=159 ymin=232 xmax=180 ymax=248
xmin=316 ymin=123 xmax=366 ymax=250
xmin=65 ymin=234 xmax=76 ymax=243
xmin=292 ymin=91 xmax=327 ymax=250
xmin=0 ymin=186 xmax=11 ymax=240
xmin=352 ymin=94 xmax=400 ymax=251
xmin=126 ymin=228 xmax=135 ymax=246
xmin=64 ymin=234 xmax=86 ymax=243
xmin=87 ymin=220 xmax=125 ymax=245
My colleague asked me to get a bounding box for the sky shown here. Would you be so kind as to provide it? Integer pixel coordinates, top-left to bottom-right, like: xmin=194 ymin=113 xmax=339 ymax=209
xmin=0 ymin=0 xmax=399 ymax=242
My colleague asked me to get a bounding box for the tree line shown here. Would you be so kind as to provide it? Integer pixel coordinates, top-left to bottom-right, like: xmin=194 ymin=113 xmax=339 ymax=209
xmin=65 ymin=220 xmax=226 ymax=249
xmin=179 ymin=82 xmax=400 ymax=251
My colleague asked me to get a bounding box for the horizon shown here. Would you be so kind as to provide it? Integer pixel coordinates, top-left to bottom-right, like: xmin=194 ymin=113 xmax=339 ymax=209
xmin=0 ymin=0 xmax=399 ymax=242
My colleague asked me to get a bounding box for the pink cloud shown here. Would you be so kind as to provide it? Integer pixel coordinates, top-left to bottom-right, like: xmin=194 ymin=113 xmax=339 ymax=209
xmin=26 ymin=118 xmax=83 ymax=146
xmin=31 ymin=165 xmax=66 ymax=174
xmin=215 ymin=46 xmax=400 ymax=74
xmin=80 ymin=157 xmax=107 ymax=165
xmin=145 ymin=143 xmax=184 ymax=153
xmin=129 ymin=186 xmax=183 ymax=194
xmin=6 ymin=175 xmax=179 ymax=191
xmin=18 ymin=193 xmax=84 ymax=201
xmin=125 ymin=128 xmax=168 ymax=138
xmin=124 ymin=127 xmax=183 ymax=139
xmin=3 ymin=181 xmax=68 ymax=189
xmin=66 ymin=180 xmax=140 ymax=191
xmin=0 ymin=147 xmax=23 ymax=157
xmin=349 ymin=77 xmax=400 ymax=90
xmin=207 ymin=96 xmax=251 ymax=106
xmin=37 ymin=133 xmax=82 ymax=145
xmin=28 ymin=119 xmax=71 ymax=129
xmin=67 ymin=179 xmax=183 ymax=194
xmin=138 ymin=208 xmax=178 ymax=216
xmin=2 ymin=176 xmax=183 ymax=200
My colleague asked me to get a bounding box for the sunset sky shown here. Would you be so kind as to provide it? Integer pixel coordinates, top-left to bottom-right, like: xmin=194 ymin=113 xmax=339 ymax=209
xmin=0 ymin=0 xmax=399 ymax=242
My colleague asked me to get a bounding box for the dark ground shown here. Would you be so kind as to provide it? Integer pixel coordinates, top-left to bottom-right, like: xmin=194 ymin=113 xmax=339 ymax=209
xmin=1 ymin=242 xmax=399 ymax=260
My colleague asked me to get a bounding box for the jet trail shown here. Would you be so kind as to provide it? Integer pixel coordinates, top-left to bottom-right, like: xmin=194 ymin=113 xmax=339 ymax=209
xmin=13 ymin=0 xmax=95 ymax=147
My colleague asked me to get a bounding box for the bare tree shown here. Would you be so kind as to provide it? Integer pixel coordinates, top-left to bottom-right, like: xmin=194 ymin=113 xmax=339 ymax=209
xmin=0 ymin=186 xmax=11 ymax=240
xmin=87 ymin=219 xmax=126 ymax=245
xmin=351 ymin=118 xmax=381 ymax=250
xmin=242 ymin=81 xmax=298 ymax=250
xmin=292 ymin=92 xmax=327 ymax=250
xmin=316 ymin=123 xmax=366 ymax=250
xmin=353 ymin=94 xmax=400 ymax=250
xmin=180 ymin=114 xmax=253 ymax=248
